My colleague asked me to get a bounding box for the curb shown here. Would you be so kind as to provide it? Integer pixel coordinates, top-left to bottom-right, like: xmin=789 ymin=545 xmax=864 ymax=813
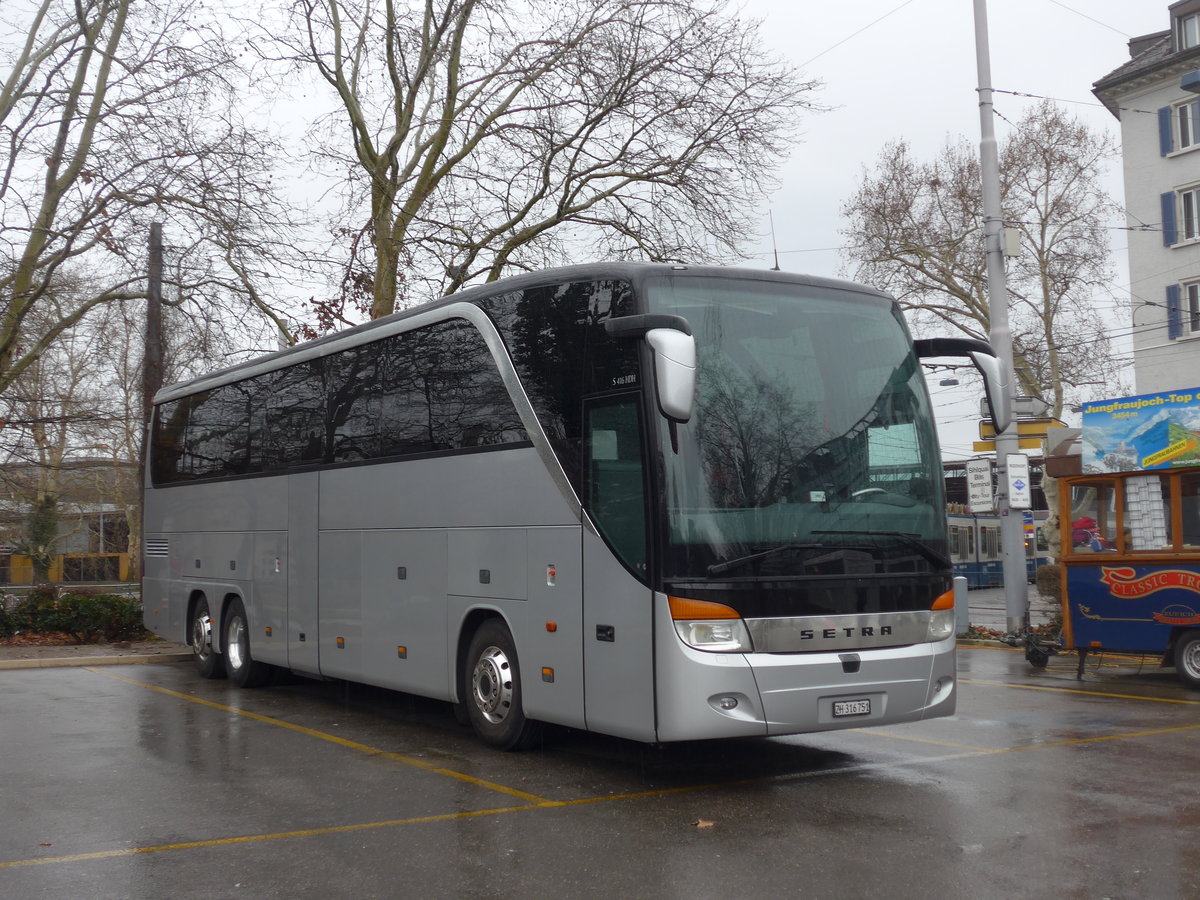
xmin=0 ymin=650 xmax=192 ymax=670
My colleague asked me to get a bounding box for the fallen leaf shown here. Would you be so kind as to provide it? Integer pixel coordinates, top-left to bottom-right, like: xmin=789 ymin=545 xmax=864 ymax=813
xmin=693 ymin=819 xmax=715 ymax=829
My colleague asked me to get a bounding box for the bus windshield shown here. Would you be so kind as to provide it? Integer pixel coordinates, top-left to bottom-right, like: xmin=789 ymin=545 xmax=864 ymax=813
xmin=646 ymin=275 xmax=946 ymax=584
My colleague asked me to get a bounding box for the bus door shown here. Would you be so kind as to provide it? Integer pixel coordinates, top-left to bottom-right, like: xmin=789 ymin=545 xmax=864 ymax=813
xmin=581 ymin=395 xmax=656 ymax=741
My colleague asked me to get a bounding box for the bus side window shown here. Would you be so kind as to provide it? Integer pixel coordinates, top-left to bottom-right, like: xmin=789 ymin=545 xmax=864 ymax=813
xmin=584 ymin=396 xmax=648 ymax=577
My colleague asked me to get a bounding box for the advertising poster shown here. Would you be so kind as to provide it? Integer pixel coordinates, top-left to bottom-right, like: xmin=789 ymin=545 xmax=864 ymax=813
xmin=1081 ymin=388 xmax=1200 ymax=473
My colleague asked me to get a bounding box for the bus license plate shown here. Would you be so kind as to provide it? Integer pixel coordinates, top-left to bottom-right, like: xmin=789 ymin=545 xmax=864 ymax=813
xmin=833 ymin=699 xmax=871 ymax=718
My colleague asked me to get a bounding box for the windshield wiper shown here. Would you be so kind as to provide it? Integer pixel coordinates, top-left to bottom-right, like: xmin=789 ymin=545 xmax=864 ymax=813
xmin=812 ymin=530 xmax=951 ymax=569
xmin=706 ymin=543 xmax=822 ymax=577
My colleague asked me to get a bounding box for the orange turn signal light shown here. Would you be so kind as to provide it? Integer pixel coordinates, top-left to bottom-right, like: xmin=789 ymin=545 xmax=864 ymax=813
xmin=668 ymin=595 xmax=741 ymax=620
xmin=930 ymin=590 xmax=955 ymax=611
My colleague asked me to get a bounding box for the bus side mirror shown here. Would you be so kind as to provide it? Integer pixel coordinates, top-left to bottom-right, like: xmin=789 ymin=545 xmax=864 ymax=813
xmin=967 ymin=349 xmax=1011 ymax=434
xmin=605 ymin=314 xmax=697 ymax=423
xmin=645 ymin=328 xmax=696 ymax=423
xmin=913 ymin=337 xmax=1011 ymax=434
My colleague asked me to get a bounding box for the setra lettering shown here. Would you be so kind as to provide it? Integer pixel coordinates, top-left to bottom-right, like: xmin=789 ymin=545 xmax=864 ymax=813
xmin=796 ymin=625 xmax=895 ymax=641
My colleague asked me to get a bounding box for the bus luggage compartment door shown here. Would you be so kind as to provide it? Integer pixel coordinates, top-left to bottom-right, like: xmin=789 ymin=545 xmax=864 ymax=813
xmin=582 ymin=528 xmax=655 ymax=741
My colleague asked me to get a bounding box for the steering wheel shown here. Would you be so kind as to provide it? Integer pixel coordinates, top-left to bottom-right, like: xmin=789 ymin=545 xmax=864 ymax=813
xmin=850 ymin=488 xmax=887 ymax=499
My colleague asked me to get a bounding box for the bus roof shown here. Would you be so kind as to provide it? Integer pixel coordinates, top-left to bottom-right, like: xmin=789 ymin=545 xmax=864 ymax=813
xmin=154 ymin=262 xmax=892 ymax=404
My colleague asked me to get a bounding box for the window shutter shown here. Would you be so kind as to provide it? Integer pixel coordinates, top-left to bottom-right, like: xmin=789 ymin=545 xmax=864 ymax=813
xmin=1168 ymin=284 xmax=1183 ymax=340
xmin=1162 ymin=192 xmax=1179 ymax=246
xmin=1161 ymin=106 xmax=1175 ymax=155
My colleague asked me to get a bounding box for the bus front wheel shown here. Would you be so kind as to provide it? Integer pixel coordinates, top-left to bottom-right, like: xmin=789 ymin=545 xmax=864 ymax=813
xmin=1176 ymin=631 xmax=1200 ymax=690
xmin=463 ymin=619 xmax=541 ymax=750
xmin=191 ymin=596 xmax=223 ymax=679
xmin=223 ymin=597 xmax=274 ymax=688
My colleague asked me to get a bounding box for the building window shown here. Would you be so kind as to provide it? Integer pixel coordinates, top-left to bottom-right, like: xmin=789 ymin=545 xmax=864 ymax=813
xmin=1187 ymin=282 xmax=1200 ymax=335
xmin=1167 ymin=282 xmax=1200 ymax=340
xmin=1180 ymin=13 xmax=1200 ymax=50
xmin=1180 ymin=101 xmax=1200 ymax=150
xmin=1182 ymin=187 xmax=1200 ymax=241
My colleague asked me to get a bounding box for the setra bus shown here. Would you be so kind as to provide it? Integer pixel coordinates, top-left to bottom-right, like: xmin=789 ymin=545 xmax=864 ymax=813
xmin=143 ymin=263 xmax=1007 ymax=748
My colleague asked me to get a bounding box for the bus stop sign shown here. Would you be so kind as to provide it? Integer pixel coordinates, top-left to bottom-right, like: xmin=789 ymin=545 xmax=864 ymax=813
xmin=1007 ymin=454 xmax=1032 ymax=510
xmin=966 ymin=458 xmax=993 ymax=513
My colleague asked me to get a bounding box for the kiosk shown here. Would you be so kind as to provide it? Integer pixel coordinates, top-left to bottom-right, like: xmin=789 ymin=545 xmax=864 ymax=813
xmin=1059 ymin=389 xmax=1200 ymax=688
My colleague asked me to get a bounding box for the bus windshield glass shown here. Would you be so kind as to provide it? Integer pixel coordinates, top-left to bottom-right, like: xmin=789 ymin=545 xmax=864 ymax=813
xmin=646 ymin=275 xmax=946 ymax=585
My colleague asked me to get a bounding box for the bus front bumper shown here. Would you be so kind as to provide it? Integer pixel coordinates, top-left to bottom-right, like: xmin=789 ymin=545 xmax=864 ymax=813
xmin=653 ymin=626 xmax=956 ymax=742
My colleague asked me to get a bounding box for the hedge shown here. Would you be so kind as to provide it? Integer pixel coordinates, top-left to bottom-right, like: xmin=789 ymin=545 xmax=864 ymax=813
xmin=0 ymin=586 xmax=148 ymax=643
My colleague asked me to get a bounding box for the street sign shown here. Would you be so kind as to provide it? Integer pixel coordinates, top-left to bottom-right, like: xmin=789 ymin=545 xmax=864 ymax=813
xmin=966 ymin=458 xmax=993 ymax=513
xmin=1007 ymin=454 xmax=1032 ymax=510
xmin=972 ymin=437 xmax=1044 ymax=452
xmin=979 ymin=395 xmax=1051 ymax=420
xmin=978 ymin=417 xmax=1066 ymax=440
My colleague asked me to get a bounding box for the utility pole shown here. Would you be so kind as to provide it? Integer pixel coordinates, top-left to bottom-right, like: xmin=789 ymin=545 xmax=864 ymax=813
xmin=973 ymin=0 xmax=1027 ymax=633
xmin=140 ymin=224 xmax=164 ymax=492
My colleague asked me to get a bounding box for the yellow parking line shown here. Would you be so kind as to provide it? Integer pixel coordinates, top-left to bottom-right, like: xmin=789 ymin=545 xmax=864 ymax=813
xmin=985 ymin=722 xmax=1200 ymax=753
xmin=854 ymin=730 xmax=992 ymax=752
xmin=0 ymin=784 xmax=726 ymax=871
xmin=6 ymin=717 xmax=1197 ymax=872
xmin=85 ymin=668 xmax=548 ymax=804
xmin=960 ymin=678 xmax=1200 ymax=705
xmin=0 ymin=805 xmax=534 ymax=870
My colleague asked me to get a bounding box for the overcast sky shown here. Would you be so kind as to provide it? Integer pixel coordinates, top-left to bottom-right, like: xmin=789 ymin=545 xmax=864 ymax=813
xmin=732 ymin=0 xmax=1166 ymax=459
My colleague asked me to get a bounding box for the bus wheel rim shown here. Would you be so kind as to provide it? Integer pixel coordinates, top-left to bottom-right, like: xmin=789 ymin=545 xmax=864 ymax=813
xmin=227 ymin=616 xmax=246 ymax=671
xmin=192 ymin=613 xmax=212 ymax=661
xmin=472 ymin=646 xmax=513 ymax=725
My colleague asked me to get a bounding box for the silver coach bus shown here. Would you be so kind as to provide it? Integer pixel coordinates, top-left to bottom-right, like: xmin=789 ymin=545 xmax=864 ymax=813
xmin=143 ymin=263 xmax=1007 ymax=749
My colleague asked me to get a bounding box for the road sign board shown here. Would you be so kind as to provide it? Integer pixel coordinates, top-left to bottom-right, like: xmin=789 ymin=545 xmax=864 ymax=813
xmin=978 ymin=417 xmax=1066 ymax=440
xmin=1008 ymin=454 xmax=1032 ymax=510
xmin=966 ymin=458 xmax=993 ymax=513
xmin=979 ymin=396 xmax=1051 ymax=419
xmin=972 ymin=437 xmax=1044 ymax=452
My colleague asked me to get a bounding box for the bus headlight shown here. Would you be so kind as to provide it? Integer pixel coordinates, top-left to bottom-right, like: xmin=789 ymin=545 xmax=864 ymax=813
xmin=927 ymin=609 xmax=955 ymax=642
xmin=668 ymin=595 xmax=752 ymax=653
xmin=927 ymin=589 xmax=956 ymax=642
xmin=673 ymin=618 xmax=753 ymax=652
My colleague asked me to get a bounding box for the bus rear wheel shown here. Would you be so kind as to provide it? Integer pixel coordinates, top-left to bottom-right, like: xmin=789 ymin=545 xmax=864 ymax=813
xmin=463 ymin=619 xmax=541 ymax=750
xmin=191 ymin=596 xmax=223 ymax=679
xmin=1176 ymin=631 xmax=1200 ymax=690
xmin=223 ymin=597 xmax=274 ymax=688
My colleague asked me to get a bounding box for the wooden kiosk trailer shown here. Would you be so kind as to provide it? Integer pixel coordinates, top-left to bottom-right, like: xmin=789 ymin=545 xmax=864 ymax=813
xmin=1059 ymin=466 xmax=1200 ymax=688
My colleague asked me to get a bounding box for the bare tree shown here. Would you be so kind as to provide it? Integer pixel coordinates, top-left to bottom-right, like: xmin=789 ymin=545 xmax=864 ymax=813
xmin=272 ymin=0 xmax=817 ymax=321
xmin=0 ymin=0 xmax=299 ymax=397
xmin=840 ymin=101 xmax=1128 ymax=420
xmin=0 ymin=276 xmax=119 ymax=579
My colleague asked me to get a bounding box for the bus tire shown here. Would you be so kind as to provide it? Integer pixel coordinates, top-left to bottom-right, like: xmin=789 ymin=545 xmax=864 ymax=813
xmin=223 ymin=597 xmax=274 ymax=688
xmin=1176 ymin=631 xmax=1200 ymax=690
xmin=190 ymin=596 xmax=223 ymax=679
xmin=463 ymin=619 xmax=541 ymax=751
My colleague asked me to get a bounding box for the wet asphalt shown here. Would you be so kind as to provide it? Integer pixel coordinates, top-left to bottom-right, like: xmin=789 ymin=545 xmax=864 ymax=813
xmin=2 ymin=607 xmax=1196 ymax=899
